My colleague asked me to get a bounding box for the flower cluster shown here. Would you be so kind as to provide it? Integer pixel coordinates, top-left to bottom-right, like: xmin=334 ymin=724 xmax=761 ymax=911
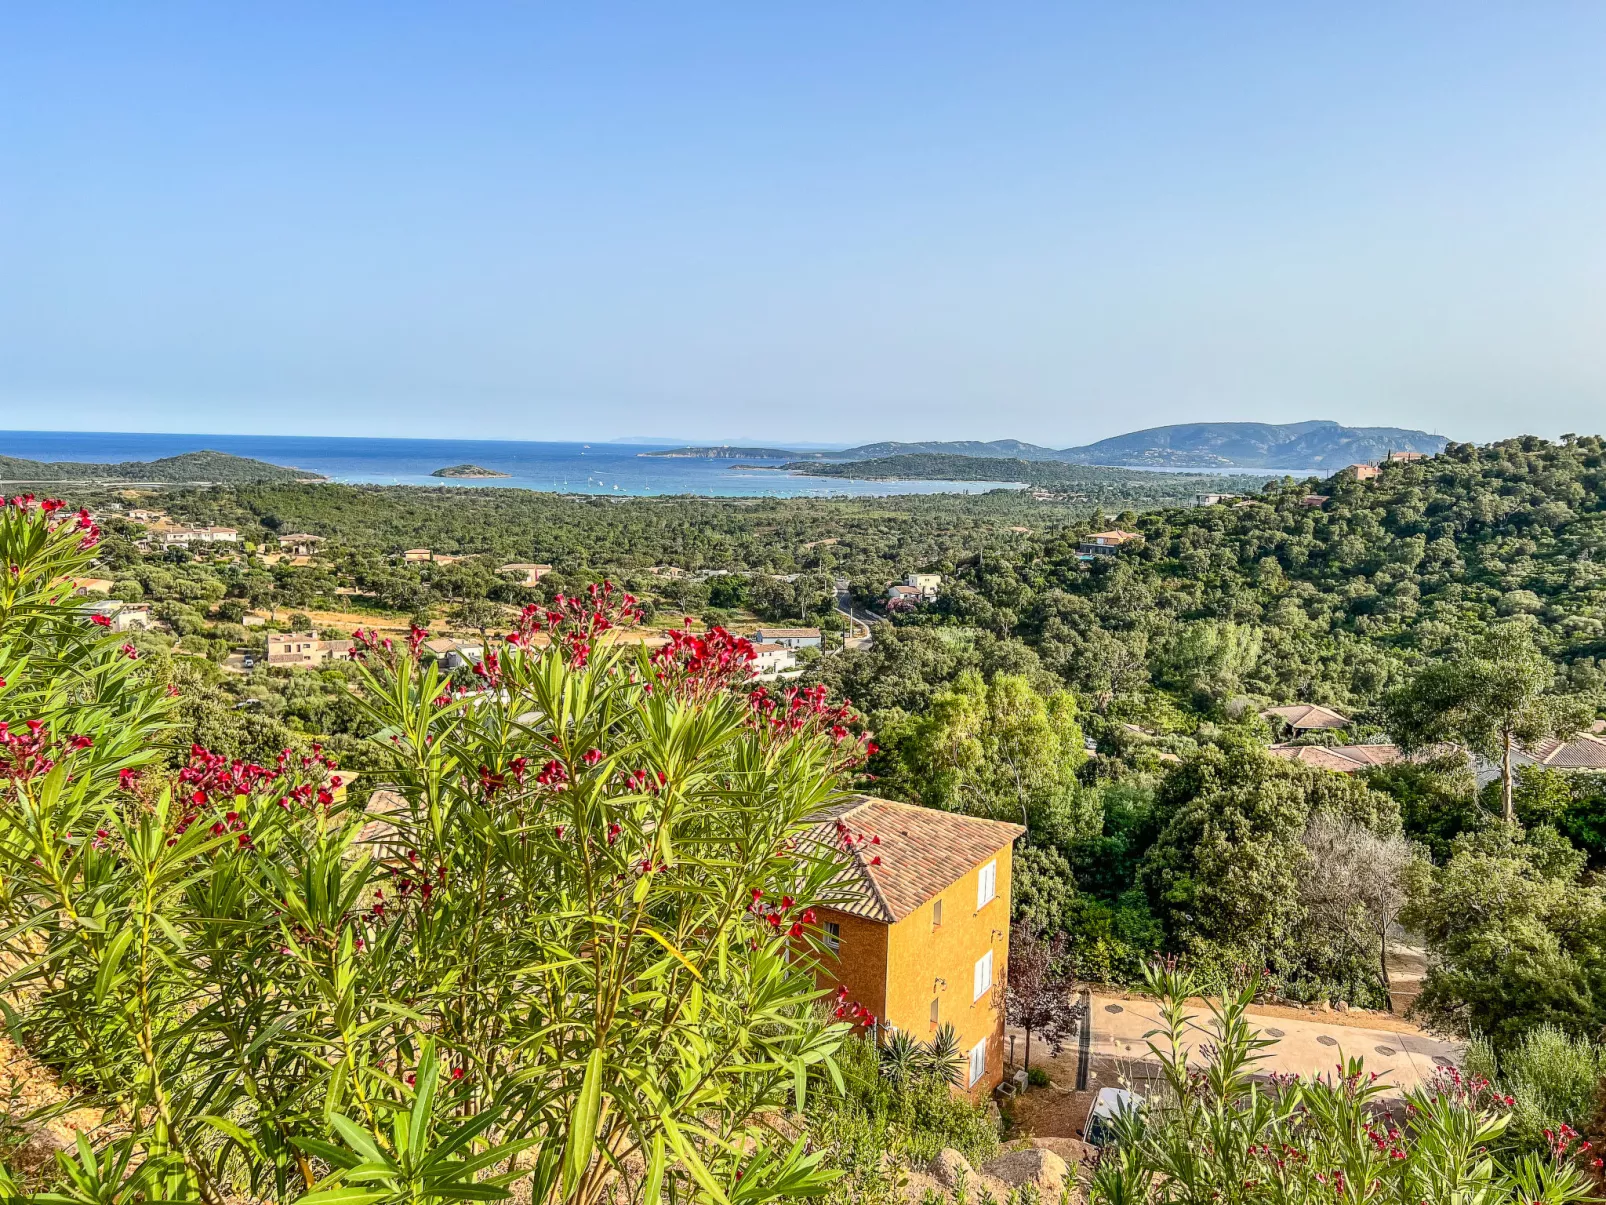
xmin=649 ymin=622 xmax=756 ymax=696
xmin=830 ymin=984 xmax=876 ymax=1027
xmin=834 ymin=818 xmax=883 ymax=867
xmin=3 ymin=495 xmax=98 ymax=551
xmin=507 ymin=582 xmax=643 ymax=668
xmin=747 ymin=684 xmax=875 ymax=769
xmin=0 ymin=720 xmax=59 ymax=781
xmin=747 ymin=887 xmax=816 ymax=939
xmin=178 ymin=744 xmax=277 ymax=805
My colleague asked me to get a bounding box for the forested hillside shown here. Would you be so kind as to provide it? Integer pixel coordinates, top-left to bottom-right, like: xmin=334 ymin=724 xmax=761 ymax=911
xmin=0 ymin=448 xmax=317 ymax=482
xmin=920 ymin=435 xmax=1606 ymax=712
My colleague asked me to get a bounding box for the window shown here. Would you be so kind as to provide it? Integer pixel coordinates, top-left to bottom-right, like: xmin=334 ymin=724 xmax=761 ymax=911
xmin=824 ymin=921 xmax=841 ymax=952
xmin=930 ymin=997 xmax=940 ymax=1026
xmin=977 ymin=860 xmax=997 ymax=909
xmin=973 ymin=950 xmax=993 ymax=1001
xmin=933 ymin=898 xmax=943 ymax=927
xmin=968 ymin=1037 xmax=987 ymax=1087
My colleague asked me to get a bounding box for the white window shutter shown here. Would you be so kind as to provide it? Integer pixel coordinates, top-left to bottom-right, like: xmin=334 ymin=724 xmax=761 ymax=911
xmin=977 ymin=860 xmax=997 ymax=909
xmin=968 ymin=1037 xmax=987 ymax=1087
xmin=973 ymin=950 xmax=993 ymax=1001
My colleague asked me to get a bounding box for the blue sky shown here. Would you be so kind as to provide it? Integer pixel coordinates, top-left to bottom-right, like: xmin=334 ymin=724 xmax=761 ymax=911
xmin=2 ymin=5 xmax=1603 ymax=445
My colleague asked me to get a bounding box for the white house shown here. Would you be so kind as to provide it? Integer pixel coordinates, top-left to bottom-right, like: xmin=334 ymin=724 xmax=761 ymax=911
xmin=750 ymin=642 xmax=797 ymax=676
xmin=904 ymin=573 xmax=942 ymax=600
xmin=423 ymin=636 xmax=485 ymax=671
xmin=83 ymin=601 xmax=152 ymax=632
xmin=752 ymin=627 xmax=821 ymax=649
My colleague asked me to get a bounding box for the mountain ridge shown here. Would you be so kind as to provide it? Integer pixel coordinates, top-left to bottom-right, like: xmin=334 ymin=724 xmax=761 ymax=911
xmin=645 ymin=421 xmax=1447 ymax=469
xmin=0 ymin=449 xmax=321 ymax=483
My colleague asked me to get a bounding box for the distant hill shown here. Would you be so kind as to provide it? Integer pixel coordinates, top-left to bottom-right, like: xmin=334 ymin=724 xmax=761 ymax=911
xmin=648 ymin=424 xmax=1446 ymax=468
xmin=1052 ymin=421 xmax=1447 ymax=469
xmin=0 ymin=449 xmax=320 ymax=483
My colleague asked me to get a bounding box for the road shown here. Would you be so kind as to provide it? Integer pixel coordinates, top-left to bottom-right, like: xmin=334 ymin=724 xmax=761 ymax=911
xmin=834 ymin=578 xmax=879 ymax=649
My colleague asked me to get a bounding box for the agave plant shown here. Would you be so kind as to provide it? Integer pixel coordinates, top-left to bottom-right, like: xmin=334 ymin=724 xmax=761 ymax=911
xmin=880 ymin=1030 xmax=925 ymax=1089
xmin=921 ymin=1023 xmax=965 ymax=1088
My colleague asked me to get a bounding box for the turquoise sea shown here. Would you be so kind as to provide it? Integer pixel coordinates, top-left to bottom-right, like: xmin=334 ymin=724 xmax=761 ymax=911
xmin=0 ymin=431 xmax=1027 ymax=499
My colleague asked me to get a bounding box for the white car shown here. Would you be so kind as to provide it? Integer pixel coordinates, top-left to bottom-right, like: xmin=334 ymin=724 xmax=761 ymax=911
xmin=1082 ymin=1087 xmax=1140 ymax=1148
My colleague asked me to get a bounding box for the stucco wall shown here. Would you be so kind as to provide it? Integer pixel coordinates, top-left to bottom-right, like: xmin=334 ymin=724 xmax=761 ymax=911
xmin=884 ymin=842 xmax=1014 ymax=1099
xmin=811 ymin=907 xmax=890 ymax=1020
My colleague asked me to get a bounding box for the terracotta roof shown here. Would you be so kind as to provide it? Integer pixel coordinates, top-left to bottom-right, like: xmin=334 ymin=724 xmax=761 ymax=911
xmin=1083 ymin=530 xmax=1140 ymax=544
xmin=810 ymin=796 xmax=1024 ymax=924
xmin=1521 ymin=733 xmax=1606 ymax=770
xmin=755 ymin=628 xmax=820 ymax=638
xmin=1261 ymin=703 xmax=1350 ymax=730
xmin=1267 ymin=744 xmax=1406 ymax=773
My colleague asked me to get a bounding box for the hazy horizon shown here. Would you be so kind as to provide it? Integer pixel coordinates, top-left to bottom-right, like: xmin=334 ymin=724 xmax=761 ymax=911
xmin=3 ymin=6 xmax=1603 ymax=444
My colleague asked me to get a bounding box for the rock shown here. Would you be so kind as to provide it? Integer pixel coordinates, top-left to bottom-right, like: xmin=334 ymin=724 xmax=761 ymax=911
xmin=8 ymin=1125 xmax=74 ymax=1174
xmin=1029 ymin=1137 xmax=1098 ymax=1167
xmin=1317 ymin=1000 xmax=1333 ymax=1013
xmin=981 ymin=1148 xmax=1070 ymax=1196
xmin=1335 ymin=1000 xmax=1349 ymax=1013
xmin=929 ymin=1148 xmax=975 ymax=1189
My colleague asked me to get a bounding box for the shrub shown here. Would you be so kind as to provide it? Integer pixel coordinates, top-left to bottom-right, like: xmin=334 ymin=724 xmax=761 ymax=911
xmin=0 ymin=505 xmax=875 ymax=1205
xmin=1465 ymin=1026 xmax=1606 ymax=1156
xmin=1089 ymin=964 xmax=1596 ymax=1205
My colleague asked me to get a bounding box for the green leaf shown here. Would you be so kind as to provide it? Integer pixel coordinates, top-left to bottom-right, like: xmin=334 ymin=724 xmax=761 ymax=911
xmin=561 ymin=1047 xmax=607 ymax=1198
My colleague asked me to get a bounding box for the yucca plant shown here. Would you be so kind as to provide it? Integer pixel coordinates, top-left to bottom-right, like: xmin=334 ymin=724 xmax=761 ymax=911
xmin=0 ymin=499 xmax=874 ymax=1205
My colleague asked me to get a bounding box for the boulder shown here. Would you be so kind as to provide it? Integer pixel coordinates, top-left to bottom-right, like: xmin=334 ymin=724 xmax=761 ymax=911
xmin=1029 ymin=1136 xmax=1098 ymax=1167
xmin=929 ymin=1148 xmax=976 ymax=1189
xmin=981 ymin=1148 xmax=1070 ymax=1196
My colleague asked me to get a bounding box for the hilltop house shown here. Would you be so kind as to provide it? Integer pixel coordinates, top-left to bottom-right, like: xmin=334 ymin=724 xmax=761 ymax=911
xmin=886 ymin=584 xmax=922 ymax=605
xmin=160 ymin=525 xmax=239 ymax=547
xmin=750 ymin=642 xmax=797 ymax=676
xmin=1195 ymin=493 xmax=1241 ymax=506
xmin=1387 ymin=451 xmax=1428 ymax=463
xmin=83 ymin=600 xmax=152 ymax=633
xmin=752 ymin=627 xmax=821 ymax=649
xmin=266 ymin=632 xmax=354 ymax=667
xmin=811 ymin=796 xmax=1024 ymax=1098
xmin=1077 ymin=530 xmax=1140 ymax=559
xmin=1343 ymin=464 xmax=1382 ymax=482
xmin=1261 ymin=703 xmax=1350 ymax=737
xmin=422 ymin=636 xmax=484 ymax=671
xmin=402 ymin=549 xmax=433 ymax=563
xmin=904 ymin=573 xmax=942 ymax=600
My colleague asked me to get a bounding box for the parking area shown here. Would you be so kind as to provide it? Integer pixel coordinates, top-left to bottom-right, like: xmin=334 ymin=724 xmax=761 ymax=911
xmin=1004 ymin=990 xmax=1464 ymax=1143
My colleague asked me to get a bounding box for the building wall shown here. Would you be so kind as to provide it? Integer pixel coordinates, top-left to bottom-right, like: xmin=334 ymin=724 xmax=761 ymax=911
xmin=883 ymin=842 xmax=1014 ymax=1099
xmin=810 ymin=907 xmax=890 ymax=1022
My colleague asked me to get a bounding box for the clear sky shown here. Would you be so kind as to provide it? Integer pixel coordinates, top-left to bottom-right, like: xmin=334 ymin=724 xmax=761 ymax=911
xmin=2 ymin=5 xmax=1603 ymax=446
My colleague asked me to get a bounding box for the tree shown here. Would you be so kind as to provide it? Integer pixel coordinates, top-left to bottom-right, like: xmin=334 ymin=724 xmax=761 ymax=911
xmin=449 ymin=596 xmax=505 ymax=642
xmin=1298 ymin=812 xmax=1419 ymax=993
xmin=879 ymin=670 xmax=1091 ymax=838
xmin=1385 ymin=619 xmax=1596 ymax=823
xmin=1401 ymin=824 xmax=1606 ymax=1048
xmin=1005 ymin=918 xmax=1081 ymax=1070
xmin=1139 ymin=744 xmax=1399 ymax=982
xmin=0 ymin=548 xmax=872 ymax=1205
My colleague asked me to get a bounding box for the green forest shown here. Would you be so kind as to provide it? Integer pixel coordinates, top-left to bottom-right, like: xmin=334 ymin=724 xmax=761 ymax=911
xmin=9 ymin=435 xmax=1606 ymax=1201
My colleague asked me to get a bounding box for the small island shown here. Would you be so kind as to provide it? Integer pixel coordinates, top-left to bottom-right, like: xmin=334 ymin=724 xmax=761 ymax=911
xmin=431 ymin=464 xmax=510 ymax=479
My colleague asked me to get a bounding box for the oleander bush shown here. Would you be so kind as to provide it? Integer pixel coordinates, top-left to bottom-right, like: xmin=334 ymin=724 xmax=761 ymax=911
xmin=1089 ymin=964 xmax=1598 ymax=1205
xmin=0 ymin=495 xmax=874 ymax=1205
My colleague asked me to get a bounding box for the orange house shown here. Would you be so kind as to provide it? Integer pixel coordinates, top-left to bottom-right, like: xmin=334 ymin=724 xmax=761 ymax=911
xmin=811 ymin=796 xmax=1024 ymax=1099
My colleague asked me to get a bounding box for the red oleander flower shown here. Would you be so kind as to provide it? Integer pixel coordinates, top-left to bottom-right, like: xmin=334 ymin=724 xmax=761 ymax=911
xmin=582 ymin=747 xmax=603 ymax=765
xmin=90 ymin=614 xmax=112 ymax=627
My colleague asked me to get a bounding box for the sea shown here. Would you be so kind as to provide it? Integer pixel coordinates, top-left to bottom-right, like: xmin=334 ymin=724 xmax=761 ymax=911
xmin=0 ymin=431 xmax=1027 ymax=499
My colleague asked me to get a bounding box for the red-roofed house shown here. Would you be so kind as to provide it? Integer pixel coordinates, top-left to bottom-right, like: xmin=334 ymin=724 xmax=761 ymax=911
xmin=810 ymin=796 xmax=1024 ymax=1098
xmin=1261 ymin=703 xmax=1350 ymax=736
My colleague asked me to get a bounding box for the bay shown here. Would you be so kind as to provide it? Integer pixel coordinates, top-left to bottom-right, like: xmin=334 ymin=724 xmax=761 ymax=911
xmin=0 ymin=431 xmax=1026 ymax=499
